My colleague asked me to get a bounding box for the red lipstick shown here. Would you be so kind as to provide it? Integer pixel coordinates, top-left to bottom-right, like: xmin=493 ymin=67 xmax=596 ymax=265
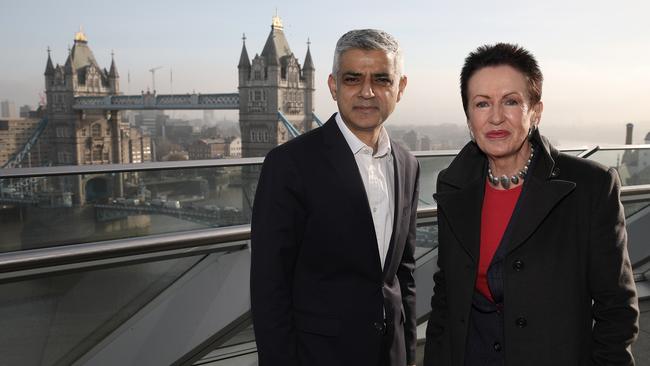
xmin=486 ymin=130 xmax=510 ymax=139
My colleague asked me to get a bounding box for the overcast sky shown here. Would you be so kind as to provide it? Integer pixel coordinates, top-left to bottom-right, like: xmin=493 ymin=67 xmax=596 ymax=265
xmin=1 ymin=0 xmax=649 ymax=145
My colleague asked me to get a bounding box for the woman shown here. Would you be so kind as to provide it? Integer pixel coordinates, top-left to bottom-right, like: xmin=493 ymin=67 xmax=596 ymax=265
xmin=423 ymin=43 xmax=638 ymax=365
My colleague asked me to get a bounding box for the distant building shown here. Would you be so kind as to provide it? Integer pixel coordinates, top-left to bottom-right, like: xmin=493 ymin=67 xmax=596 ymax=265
xmin=0 ymin=117 xmax=46 ymax=167
xmin=420 ymin=135 xmax=431 ymax=151
xmin=227 ymin=137 xmax=242 ymax=158
xmin=134 ymin=110 xmax=167 ymax=137
xmin=19 ymin=105 xmax=33 ymax=118
xmin=165 ymin=122 xmax=195 ymax=146
xmin=402 ymin=130 xmax=419 ymax=151
xmin=0 ymin=100 xmax=17 ymax=119
xmin=120 ymin=127 xmax=152 ymax=163
xmin=188 ymin=138 xmax=228 ymax=160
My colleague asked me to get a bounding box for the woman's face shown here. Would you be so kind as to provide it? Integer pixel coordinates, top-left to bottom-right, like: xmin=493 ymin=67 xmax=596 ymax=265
xmin=466 ymin=65 xmax=542 ymax=161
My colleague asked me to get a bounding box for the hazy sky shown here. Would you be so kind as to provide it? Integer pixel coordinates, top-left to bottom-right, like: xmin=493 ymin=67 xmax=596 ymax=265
xmin=1 ymin=0 xmax=649 ymax=145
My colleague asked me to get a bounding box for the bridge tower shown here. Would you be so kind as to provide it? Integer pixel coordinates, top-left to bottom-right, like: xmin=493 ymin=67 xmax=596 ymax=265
xmin=238 ymin=15 xmax=315 ymax=157
xmin=44 ymin=30 xmax=128 ymax=204
xmin=44 ymin=29 xmax=126 ymax=167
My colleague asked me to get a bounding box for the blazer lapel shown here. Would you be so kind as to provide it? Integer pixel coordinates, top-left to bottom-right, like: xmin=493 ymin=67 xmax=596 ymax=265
xmin=322 ymin=115 xmax=382 ymax=268
xmin=383 ymin=144 xmax=404 ymax=277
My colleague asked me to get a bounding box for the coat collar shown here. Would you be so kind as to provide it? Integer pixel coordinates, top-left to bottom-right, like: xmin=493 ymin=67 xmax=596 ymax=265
xmin=434 ymin=131 xmax=576 ymax=261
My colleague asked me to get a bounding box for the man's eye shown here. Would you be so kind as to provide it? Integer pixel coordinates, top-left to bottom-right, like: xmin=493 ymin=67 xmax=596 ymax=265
xmin=343 ymin=77 xmax=360 ymax=84
xmin=375 ymin=77 xmax=393 ymax=85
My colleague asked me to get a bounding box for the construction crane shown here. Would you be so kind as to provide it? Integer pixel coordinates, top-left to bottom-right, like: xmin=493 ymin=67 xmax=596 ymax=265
xmin=149 ymin=66 xmax=163 ymax=93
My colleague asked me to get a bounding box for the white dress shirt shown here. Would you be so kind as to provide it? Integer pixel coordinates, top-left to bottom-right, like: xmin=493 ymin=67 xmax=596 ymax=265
xmin=335 ymin=113 xmax=395 ymax=269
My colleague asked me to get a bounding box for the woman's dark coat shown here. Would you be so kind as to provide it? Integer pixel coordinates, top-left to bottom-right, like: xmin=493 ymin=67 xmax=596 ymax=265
xmin=424 ymin=132 xmax=639 ymax=366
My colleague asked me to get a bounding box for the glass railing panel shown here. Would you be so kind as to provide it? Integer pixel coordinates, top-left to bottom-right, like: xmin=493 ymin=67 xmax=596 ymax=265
xmin=416 ymin=155 xmax=456 ymax=206
xmin=586 ymin=148 xmax=650 ymax=186
xmin=415 ymin=218 xmax=438 ymax=260
xmin=559 ymin=149 xmax=588 ymax=156
xmin=623 ymin=201 xmax=650 ymax=218
xmin=0 ymin=254 xmax=203 ymax=366
xmin=0 ymin=164 xmax=261 ymax=253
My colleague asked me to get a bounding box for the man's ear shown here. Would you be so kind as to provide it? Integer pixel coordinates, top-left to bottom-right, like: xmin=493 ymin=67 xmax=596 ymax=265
xmin=396 ymin=75 xmax=407 ymax=103
xmin=327 ymin=74 xmax=338 ymax=101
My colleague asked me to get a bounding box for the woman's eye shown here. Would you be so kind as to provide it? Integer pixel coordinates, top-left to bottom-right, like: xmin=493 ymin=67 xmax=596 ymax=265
xmin=504 ymin=99 xmax=519 ymax=106
xmin=476 ymin=101 xmax=489 ymax=108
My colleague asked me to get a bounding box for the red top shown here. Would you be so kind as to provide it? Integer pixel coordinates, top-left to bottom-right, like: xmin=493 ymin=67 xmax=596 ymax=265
xmin=477 ymin=183 xmax=522 ymax=302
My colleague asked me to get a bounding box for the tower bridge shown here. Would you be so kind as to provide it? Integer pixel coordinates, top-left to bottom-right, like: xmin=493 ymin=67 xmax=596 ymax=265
xmin=2 ymin=14 xmax=319 ymax=207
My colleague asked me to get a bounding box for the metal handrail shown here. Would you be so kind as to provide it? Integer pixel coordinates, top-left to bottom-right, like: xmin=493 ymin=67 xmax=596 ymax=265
xmin=0 ymin=157 xmax=265 ymax=178
xmin=0 ymin=225 xmax=250 ymax=276
xmin=1 ymin=146 xmax=613 ymax=179
xmin=0 ymin=208 xmax=439 ymax=277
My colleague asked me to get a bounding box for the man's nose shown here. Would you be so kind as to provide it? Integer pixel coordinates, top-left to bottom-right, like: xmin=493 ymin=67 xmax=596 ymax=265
xmin=359 ymin=79 xmax=375 ymax=99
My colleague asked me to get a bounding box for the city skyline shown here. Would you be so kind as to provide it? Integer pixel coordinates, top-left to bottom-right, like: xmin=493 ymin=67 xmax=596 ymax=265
xmin=1 ymin=0 xmax=650 ymax=145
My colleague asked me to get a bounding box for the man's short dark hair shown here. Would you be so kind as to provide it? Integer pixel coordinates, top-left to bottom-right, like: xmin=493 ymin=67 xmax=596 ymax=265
xmin=460 ymin=43 xmax=543 ymax=117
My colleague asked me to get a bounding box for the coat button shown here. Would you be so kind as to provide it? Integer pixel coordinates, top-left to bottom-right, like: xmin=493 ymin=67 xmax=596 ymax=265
xmin=512 ymin=259 xmax=524 ymax=271
xmin=373 ymin=321 xmax=386 ymax=334
xmin=493 ymin=342 xmax=502 ymax=352
xmin=550 ymin=168 xmax=560 ymax=177
xmin=516 ymin=316 xmax=527 ymax=328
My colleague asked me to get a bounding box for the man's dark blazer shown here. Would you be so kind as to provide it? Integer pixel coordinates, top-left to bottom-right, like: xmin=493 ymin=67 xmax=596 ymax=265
xmin=423 ymin=131 xmax=639 ymax=366
xmin=251 ymin=114 xmax=419 ymax=366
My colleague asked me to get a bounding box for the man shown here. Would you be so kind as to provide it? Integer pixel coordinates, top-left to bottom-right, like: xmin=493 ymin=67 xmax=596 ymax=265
xmin=250 ymin=29 xmax=419 ymax=366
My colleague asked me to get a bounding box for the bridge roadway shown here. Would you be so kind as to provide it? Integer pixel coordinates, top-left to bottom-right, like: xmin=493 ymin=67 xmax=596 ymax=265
xmin=73 ymin=92 xmax=240 ymax=110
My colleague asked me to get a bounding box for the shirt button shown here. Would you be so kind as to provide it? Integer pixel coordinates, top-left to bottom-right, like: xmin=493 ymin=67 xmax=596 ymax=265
xmin=516 ymin=316 xmax=527 ymax=328
xmin=373 ymin=321 xmax=386 ymax=334
xmin=493 ymin=342 xmax=502 ymax=352
xmin=513 ymin=259 xmax=524 ymax=272
xmin=373 ymin=207 xmax=377 ymax=212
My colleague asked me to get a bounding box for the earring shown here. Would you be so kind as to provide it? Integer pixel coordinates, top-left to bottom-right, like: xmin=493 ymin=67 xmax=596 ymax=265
xmin=469 ymin=129 xmax=476 ymax=142
xmin=527 ymin=123 xmax=537 ymax=141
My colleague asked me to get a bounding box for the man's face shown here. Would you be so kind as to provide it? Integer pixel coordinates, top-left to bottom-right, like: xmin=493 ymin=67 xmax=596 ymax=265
xmin=328 ymin=48 xmax=407 ymax=134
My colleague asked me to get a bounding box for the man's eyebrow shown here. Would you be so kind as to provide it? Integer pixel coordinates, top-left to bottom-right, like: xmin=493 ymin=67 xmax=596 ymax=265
xmin=342 ymin=72 xmax=362 ymax=77
xmin=372 ymin=72 xmax=391 ymax=78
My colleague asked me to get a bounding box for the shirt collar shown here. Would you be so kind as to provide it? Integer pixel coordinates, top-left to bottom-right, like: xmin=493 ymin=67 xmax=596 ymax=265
xmin=335 ymin=112 xmax=392 ymax=158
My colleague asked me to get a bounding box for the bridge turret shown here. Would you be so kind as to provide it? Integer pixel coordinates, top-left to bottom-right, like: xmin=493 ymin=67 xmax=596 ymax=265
xmin=302 ymin=40 xmax=315 ymax=131
xmin=238 ymin=14 xmax=314 ymax=157
xmin=108 ymin=51 xmax=120 ymax=94
xmin=238 ymin=34 xmax=251 ymax=85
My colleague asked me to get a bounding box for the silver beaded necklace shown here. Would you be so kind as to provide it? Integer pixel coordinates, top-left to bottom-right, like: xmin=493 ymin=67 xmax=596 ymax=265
xmin=487 ymin=146 xmax=535 ymax=190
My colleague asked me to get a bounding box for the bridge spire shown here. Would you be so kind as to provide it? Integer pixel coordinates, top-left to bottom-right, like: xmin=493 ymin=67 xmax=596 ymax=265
xmin=271 ymin=11 xmax=283 ymax=31
xmin=238 ymin=33 xmax=251 ymax=69
xmin=45 ymin=46 xmax=55 ymax=76
xmin=303 ymin=38 xmax=314 ymax=71
xmin=74 ymin=25 xmax=88 ymax=43
xmin=109 ymin=50 xmax=119 ymax=78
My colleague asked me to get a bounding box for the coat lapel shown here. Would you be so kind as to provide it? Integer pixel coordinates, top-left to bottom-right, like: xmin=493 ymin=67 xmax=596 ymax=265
xmin=434 ymin=179 xmax=484 ymax=262
xmin=503 ymin=132 xmax=576 ymax=254
xmin=434 ymin=142 xmax=487 ymax=263
xmin=322 ymin=115 xmax=382 ymax=269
